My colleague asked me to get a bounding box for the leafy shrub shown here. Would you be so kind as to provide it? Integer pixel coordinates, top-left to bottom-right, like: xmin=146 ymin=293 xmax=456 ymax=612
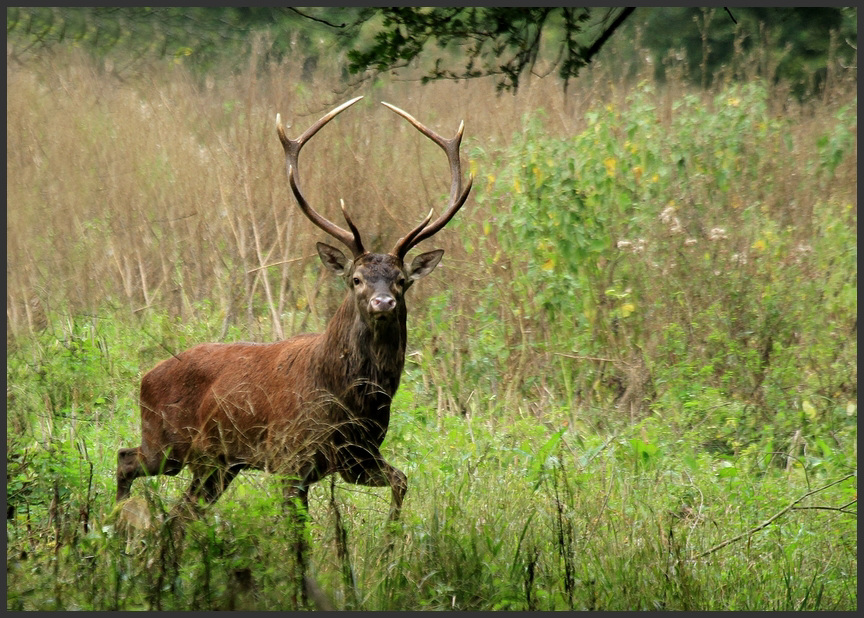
xmin=472 ymin=79 xmax=856 ymax=451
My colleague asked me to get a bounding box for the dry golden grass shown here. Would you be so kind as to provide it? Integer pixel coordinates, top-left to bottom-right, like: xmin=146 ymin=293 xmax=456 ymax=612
xmin=4 ymin=39 xmax=638 ymax=330
xmin=6 ymin=43 xmax=856 ymax=346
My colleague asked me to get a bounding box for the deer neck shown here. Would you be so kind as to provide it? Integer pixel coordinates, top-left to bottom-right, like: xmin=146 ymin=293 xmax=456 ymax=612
xmin=318 ymin=296 xmax=407 ymax=408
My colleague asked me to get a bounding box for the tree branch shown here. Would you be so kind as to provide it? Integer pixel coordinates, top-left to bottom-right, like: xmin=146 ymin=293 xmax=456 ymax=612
xmin=792 ymin=499 xmax=857 ymax=515
xmin=287 ymin=7 xmax=347 ymax=29
xmin=692 ymin=473 xmax=856 ymax=561
xmin=581 ymin=7 xmax=636 ymax=65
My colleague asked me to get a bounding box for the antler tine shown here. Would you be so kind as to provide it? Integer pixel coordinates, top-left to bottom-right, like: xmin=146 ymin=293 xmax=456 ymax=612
xmin=392 ymin=209 xmax=434 ymax=258
xmin=277 ymin=96 xmax=365 ymax=257
xmin=383 ymin=102 xmax=474 ymax=259
xmin=339 ymin=199 xmax=366 ymax=256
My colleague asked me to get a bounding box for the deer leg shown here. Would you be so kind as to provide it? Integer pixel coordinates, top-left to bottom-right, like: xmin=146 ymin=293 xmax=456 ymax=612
xmin=198 ymin=464 xmax=242 ymax=505
xmin=282 ymin=481 xmax=310 ymax=550
xmin=338 ymin=449 xmax=407 ymax=522
xmin=283 ymin=482 xmax=311 ymax=607
xmin=280 ymin=456 xmax=326 ymax=515
xmin=175 ymin=464 xmax=240 ymax=515
xmin=151 ymin=465 xmax=239 ymax=570
xmin=116 ymin=446 xmax=183 ymax=502
xmin=282 ymin=477 xmax=310 ymax=513
xmin=388 ymin=466 xmax=408 ymax=522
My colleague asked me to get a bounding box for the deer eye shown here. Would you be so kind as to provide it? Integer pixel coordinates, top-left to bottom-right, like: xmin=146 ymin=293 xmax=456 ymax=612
xmin=353 ymin=277 xmax=361 ymax=286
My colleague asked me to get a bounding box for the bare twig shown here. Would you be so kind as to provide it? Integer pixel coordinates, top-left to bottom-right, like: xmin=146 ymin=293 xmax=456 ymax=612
xmin=724 ymin=8 xmax=738 ymax=25
xmin=246 ymin=255 xmax=312 ymax=273
xmin=288 ymin=7 xmax=347 ymax=29
xmin=792 ymin=499 xmax=857 ymax=515
xmin=693 ymin=473 xmax=856 ymax=560
xmin=581 ymin=7 xmax=636 ymax=66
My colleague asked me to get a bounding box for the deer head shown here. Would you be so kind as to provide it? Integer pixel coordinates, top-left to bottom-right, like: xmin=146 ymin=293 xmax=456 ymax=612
xmin=276 ymin=97 xmax=474 ymax=329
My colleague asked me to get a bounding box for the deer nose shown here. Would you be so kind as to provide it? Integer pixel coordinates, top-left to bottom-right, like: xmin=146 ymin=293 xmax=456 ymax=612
xmin=370 ymin=294 xmax=396 ymax=313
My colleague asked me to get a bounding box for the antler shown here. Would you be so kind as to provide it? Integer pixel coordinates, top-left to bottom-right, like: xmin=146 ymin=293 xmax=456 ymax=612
xmin=276 ymin=96 xmax=366 ymax=257
xmin=382 ymin=102 xmax=474 ymax=261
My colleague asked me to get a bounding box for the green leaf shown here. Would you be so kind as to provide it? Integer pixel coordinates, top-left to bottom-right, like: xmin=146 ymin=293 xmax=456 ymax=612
xmin=717 ymin=466 xmax=738 ymax=478
xmin=529 ymin=429 xmax=564 ymax=490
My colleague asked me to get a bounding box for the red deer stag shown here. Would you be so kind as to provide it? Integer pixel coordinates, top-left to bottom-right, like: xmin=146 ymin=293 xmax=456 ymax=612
xmin=116 ymin=97 xmax=473 ymax=526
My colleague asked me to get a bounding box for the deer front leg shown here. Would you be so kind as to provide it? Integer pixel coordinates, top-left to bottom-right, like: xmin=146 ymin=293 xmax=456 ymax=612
xmin=384 ymin=465 xmax=407 ymax=523
xmin=282 ymin=481 xmax=311 ymax=607
xmin=338 ymin=451 xmax=407 ymax=522
xmin=342 ymin=458 xmax=406 ymax=556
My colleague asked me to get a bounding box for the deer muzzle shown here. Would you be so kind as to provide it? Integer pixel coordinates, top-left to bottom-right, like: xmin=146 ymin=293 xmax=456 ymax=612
xmin=370 ymin=294 xmax=397 ymax=315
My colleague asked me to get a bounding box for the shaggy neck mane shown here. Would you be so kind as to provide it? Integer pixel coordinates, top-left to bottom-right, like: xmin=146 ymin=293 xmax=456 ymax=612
xmin=316 ymin=293 xmax=408 ymax=414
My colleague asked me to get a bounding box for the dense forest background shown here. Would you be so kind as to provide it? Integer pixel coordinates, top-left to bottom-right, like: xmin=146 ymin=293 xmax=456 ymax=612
xmin=6 ymin=6 xmax=857 ymax=611
xmin=7 ymin=7 xmax=857 ymax=95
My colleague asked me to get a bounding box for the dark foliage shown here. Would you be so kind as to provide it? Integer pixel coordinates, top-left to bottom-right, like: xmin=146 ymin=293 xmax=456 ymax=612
xmin=344 ymin=7 xmax=634 ymax=92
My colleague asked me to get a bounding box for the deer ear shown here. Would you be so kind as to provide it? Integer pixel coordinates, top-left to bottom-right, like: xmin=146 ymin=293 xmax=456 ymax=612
xmin=407 ymin=249 xmax=444 ymax=281
xmin=317 ymin=242 xmax=351 ymax=276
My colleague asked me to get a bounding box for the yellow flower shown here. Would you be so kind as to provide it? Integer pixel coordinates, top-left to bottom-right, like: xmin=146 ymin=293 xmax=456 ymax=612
xmin=751 ymin=239 xmax=766 ymax=251
xmin=604 ymin=157 xmax=617 ymax=177
xmin=533 ymin=165 xmax=543 ymax=184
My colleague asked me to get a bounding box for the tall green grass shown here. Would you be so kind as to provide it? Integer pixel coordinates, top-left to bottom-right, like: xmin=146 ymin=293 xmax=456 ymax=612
xmin=6 ymin=39 xmax=857 ymax=610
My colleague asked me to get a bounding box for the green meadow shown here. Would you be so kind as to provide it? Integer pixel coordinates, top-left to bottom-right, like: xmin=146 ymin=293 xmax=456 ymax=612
xmin=6 ymin=21 xmax=856 ymax=610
